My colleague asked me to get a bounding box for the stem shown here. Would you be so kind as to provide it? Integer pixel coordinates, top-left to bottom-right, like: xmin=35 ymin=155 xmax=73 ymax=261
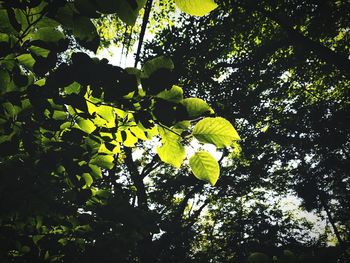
xmin=157 ymin=123 xmax=182 ymax=137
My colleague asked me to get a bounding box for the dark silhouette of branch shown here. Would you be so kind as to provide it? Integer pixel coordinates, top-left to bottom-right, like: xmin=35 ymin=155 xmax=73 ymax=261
xmin=124 ymin=147 xmax=148 ymax=210
xmin=134 ymin=0 xmax=153 ymax=67
xmin=255 ymin=6 xmax=350 ymax=77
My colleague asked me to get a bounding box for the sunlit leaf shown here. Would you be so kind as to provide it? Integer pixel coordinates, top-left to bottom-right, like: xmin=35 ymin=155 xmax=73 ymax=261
xmin=189 ymin=151 xmax=220 ymax=185
xmin=88 ymin=164 xmax=102 ymax=179
xmin=193 ymin=117 xmax=240 ymax=148
xmin=82 ymin=173 xmax=93 ymax=187
xmin=17 ymin=54 xmax=35 ymax=69
xmin=77 ymin=118 xmax=96 ymax=134
xmin=157 ymin=138 xmax=185 ymax=168
xmin=156 ymin=85 xmax=183 ymax=103
xmin=182 ymin=98 xmax=214 ymax=118
xmin=175 ymin=0 xmax=218 ymax=16
xmin=90 ymin=154 xmax=114 ymax=169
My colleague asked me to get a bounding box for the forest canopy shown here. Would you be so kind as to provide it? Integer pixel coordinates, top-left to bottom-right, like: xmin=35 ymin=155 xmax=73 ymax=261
xmin=0 ymin=0 xmax=349 ymax=263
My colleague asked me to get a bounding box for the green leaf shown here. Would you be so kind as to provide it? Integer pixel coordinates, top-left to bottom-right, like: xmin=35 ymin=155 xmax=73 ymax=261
xmin=0 ymin=33 xmax=10 ymax=42
xmin=173 ymin=120 xmax=190 ymax=130
xmin=157 ymin=139 xmax=185 ymax=168
xmin=17 ymin=54 xmax=36 ymax=69
xmin=189 ymin=151 xmax=220 ymax=186
xmin=52 ymin=110 xmax=67 ymax=120
xmin=95 ymin=0 xmax=146 ymax=25
xmin=193 ymin=117 xmax=240 ymax=148
xmin=82 ymin=173 xmax=93 ymax=187
xmin=89 ymin=164 xmax=102 ymax=179
xmin=73 ymin=15 xmax=99 ymax=51
xmin=182 ymin=98 xmax=214 ymax=118
xmin=29 ymin=46 xmax=50 ymax=58
xmin=74 ymin=0 xmax=100 ymax=18
xmin=0 ymin=10 xmax=17 ymax=33
xmin=30 ymin=27 xmax=65 ymax=43
xmin=141 ymin=56 xmax=174 ymax=78
xmin=64 ymin=82 xmax=81 ymax=95
xmin=175 ymin=0 xmax=218 ymax=16
xmin=90 ymin=154 xmax=114 ymax=169
xmin=77 ymin=118 xmax=96 ymax=134
xmin=156 ymin=85 xmax=183 ymax=103
xmin=73 ymin=16 xmax=97 ymax=41
xmin=157 ymin=126 xmax=185 ymax=167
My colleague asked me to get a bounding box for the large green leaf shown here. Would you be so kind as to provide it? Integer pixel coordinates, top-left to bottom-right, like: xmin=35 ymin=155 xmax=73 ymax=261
xmin=182 ymin=98 xmax=214 ymax=118
xmin=17 ymin=54 xmax=36 ymax=69
xmin=157 ymin=140 xmax=185 ymax=168
xmin=157 ymin=126 xmax=185 ymax=168
xmin=0 ymin=10 xmax=17 ymax=33
xmin=77 ymin=118 xmax=96 ymax=134
xmin=29 ymin=27 xmax=65 ymax=43
xmin=189 ymin=151 xmax=219 ymax=186
xmin=95 ymin=0 xmax=146 ymax=25
xmin=72 ymin=15 xmax=99 ymax=52
xmin=175 ymin=0 xmax=218 ymax=16
xmin=193 ymin=117 xmax=240 ymax=148
xmin=141 ymin=56 xmax=174 ymax=78
xmin=156 ymin=85 xmax=183 ymax=103
xmin=89 ymin=154 xmax=114 ymax=169
xmin=73 ymin=16 xmax=98 ymax=42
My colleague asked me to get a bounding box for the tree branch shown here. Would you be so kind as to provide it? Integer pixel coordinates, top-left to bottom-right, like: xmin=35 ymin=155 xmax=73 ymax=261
xmin=124 ymin=147 xmax=148 ymax=210
xmin=134 ymin=0 xmax=153 ymax=67
xmin=256 ymin=6 xmax=350 ymax=77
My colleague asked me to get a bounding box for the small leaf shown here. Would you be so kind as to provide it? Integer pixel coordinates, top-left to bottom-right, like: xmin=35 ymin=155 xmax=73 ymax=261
xmin=89 ymin=164 xmax=102 ymax=179
xmin=156 ymin=85 xmax=183 ymax=102
xmin=82 ymin=173 xmax=93 ymax=187
xmin=175 ymin=0 xmax=218 ymax=16
xmin=189 ymin=151 xmax=220 ymax=186
xmin=182 ymin=98 xmax=214 ymax=118
xmin=193 ymin=117 xmax=240 ymax=148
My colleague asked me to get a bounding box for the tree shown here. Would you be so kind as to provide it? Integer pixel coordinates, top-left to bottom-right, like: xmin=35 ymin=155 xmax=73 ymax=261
xmin=0 ymin=0 xmax=241 ymax=262
xmin=144 ymin=0 xmax=350 ymax=261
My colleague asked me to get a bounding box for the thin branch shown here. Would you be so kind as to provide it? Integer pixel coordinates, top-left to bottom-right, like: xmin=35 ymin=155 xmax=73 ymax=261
xmin=157 ymin=123 xmax=182 ymax=137
xmin=140 ymin=154 xmax=160 ymax=178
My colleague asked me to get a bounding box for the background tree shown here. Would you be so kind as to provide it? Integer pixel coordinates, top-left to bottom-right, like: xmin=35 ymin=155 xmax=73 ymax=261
xmin=143 ymin=0 xmax=350 ymax=261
